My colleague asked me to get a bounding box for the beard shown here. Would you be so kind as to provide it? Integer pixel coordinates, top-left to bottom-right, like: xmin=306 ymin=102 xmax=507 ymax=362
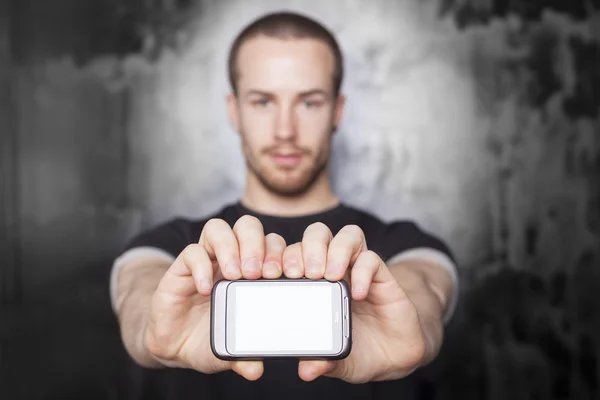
xmin=242 ymin=139 xmax=330 ymax=198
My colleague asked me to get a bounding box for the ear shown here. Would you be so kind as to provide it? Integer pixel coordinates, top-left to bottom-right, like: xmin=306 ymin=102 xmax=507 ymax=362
xmin=227 ymin=93 xmax=241 ymax=134
xmin=332 ymin=93 xmax=346 ymax=134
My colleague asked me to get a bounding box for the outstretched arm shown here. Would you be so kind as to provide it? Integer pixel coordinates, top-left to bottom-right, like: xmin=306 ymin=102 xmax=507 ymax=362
xmin=387 ymin=258 xmax=455 ymax=367
xmin=115 ymin=256 xmax=172 ymax=368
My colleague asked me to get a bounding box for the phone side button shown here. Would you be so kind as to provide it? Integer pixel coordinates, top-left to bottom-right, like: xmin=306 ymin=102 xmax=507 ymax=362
xmin=343 ymin=297 xmax=349 ymax=338
xmin=343 ymin=296 xmax=349 ymax=318
xmin=343 ymin=313 xmax=349 ymax=338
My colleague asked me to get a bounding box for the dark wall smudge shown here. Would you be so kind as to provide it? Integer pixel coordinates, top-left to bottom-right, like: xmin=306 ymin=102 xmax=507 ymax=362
xmin=1 ymin=0 xmax=599 ymax=399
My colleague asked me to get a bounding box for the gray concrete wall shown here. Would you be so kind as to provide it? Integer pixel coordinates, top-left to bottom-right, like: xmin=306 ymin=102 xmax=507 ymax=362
xmin=0 ymin=0 xmax=20 ymax=304
xmin=1 ymin=0 xmax=599 ymax=398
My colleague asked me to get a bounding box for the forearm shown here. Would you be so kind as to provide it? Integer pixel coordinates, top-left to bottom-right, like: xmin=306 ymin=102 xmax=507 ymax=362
xmin=387 ymin=259 xmax=453 ymax=366
xmin=115 ymin=258 xmax=171 ymax=368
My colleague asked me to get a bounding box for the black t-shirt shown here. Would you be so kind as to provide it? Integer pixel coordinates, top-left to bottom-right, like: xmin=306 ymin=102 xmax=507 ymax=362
xmin=118 ymin=201 xmax=455 ymax=400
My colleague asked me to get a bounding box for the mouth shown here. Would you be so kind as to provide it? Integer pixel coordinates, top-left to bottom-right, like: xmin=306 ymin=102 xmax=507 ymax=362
xmin=270 ymin=152 xmax=303 ymax=168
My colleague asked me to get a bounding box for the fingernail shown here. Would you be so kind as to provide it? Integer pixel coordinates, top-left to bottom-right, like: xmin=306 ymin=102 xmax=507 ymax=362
xmin=326 ymin=261 xmax=343 ymax=278
xmin=286 ymin=259 xmax=301 ymax=277
xmin=352 ymin=283 xmax=366 ymax=294
xmin=306 ymin=258 xmax=322 ymax=275
xmin=244 ymin=257 xmax=260 ymax=274
xmin=264 ymin=261 xmax=281 ymax=275
xmin=226 ymin=260 xmax=241 ymax=276
xmin=200 ymin=278 xmax=212 ymax=292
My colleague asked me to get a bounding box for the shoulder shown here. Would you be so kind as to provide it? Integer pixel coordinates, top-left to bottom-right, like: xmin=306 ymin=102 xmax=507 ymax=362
xmin=339 ymin=204 xmax=421 ymax=240
xmin=338 ymin=204 xmax=389 ymax=235
xmin=123 ymin=203 xmax=239 ymax=257
xmin=340 ymin=204 xmax=455 ymax=263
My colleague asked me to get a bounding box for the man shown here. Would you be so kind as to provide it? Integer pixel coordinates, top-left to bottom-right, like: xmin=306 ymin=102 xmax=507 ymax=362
xmin=111 ymin=10 xmax=459 ymax=400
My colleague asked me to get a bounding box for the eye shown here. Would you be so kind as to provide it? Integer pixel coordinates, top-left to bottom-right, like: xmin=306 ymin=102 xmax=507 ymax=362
xmin=250 ymin=98 xmax=271 ymax=108
xmin=303 ymin=100 xmax=320 ymax=108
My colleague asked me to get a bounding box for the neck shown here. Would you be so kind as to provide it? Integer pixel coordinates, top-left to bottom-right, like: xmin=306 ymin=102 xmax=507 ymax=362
xmin=241 ymin=171 xmax=340 ymax=217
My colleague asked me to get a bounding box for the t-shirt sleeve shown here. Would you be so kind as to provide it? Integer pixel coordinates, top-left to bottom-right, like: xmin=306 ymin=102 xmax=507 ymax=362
xmin=379 ymin=221 xmax=459 ymax=325
xmin=109 ymin=218 xmax=192 ymax=313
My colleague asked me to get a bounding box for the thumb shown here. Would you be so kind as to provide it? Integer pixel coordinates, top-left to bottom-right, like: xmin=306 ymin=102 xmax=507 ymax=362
xmin=231 ymin=360 xmax=264 ymax=381
xmin=298 ymin=359 xmax=343 ymax=382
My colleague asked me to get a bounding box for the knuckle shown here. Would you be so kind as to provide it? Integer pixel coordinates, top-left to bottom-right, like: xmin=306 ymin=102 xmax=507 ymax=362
xmin=204 ymin=218 xmax=228 ymax=231
xmin=201 ymin=219 xmax=230 ymax=243
xmin=364 ymin=250 xmax=381 ymax=263
xmin=304 ymin=222 xmax=333 ymax=242
xmin=361 ymin=251 xmax=383 ymax=272
xmin=183 ymin=243 xmax=201 ymax=253
xmin=305 ymin=222 xmax=330 ymax=235
xmin=284 ymin=242 xmax=302 ymax=256
xmin=266 ymin=232 xmax=286 ymax=248
xmin=306 ymin=241 xmax=328 ymax=257
xmin=181 ymin=243 xmax=202 ymax=263
xmin=235 ymin=215 xmax=262 ymax=229
xmin=233 ymin=216 xmax=264 ymax=243
xmin=289 ymin=242 xmax=302 ymax=250
xmin=341 ymin=224 xmax=364 ymax=238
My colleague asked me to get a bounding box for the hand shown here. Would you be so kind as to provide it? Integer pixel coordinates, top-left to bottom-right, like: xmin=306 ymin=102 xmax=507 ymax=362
xmin=286 ymin=223 xmax=427 ymax=384
xmin=142 ymin=215 xmax=286 ymax=380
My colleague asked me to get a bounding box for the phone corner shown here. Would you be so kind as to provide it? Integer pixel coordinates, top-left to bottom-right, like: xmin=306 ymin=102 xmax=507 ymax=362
xmin=209 ymin=337 xmax=236 ymax=361
xmin=337 ymin=279 xmax=351 ymax=294
xmin=212 ymin=278 xmax=229 ymax=291
xmin=212 ymin=351 xmax=235 ymax=362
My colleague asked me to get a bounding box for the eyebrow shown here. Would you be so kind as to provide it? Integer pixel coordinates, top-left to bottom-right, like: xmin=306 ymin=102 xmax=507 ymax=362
xmin=298 ymin=89 xmax=329 ymax=98
xmin=245 ymin=89 xmax=330 ymax=99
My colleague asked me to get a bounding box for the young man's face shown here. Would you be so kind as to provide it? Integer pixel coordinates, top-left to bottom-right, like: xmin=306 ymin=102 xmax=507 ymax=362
xmin=228 ymin=35 xmax=344 ymax=196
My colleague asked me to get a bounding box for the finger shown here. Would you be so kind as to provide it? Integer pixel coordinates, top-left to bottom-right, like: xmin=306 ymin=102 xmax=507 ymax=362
xmin=158 ymin=244 xmax=214 ymax=297
xmin=231 ymin=360 xmax=264 ymax=381
xmin=350 ymin=250 xmax=386 ymax=301
xmin=301 ymin=222 xmax=333 ymax=280
xmin=263 ymin=233 xmax=286 ymax=279
xmin=199 ymin=218 xmax=242 ymax=280
xmin=233 ymin=215 xmax=266 ymax=279
xmin=282 ymin=243 xmax=304 ymax=278
xmin=324 ymin=225 xmax=367 ymax=281
xmin=298 ymin=359 xmax=342 ymax=382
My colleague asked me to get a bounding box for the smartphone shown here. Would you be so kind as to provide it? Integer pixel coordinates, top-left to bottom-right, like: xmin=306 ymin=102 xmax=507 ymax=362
xmin=210 ymin=278 xmax=352 ymax=360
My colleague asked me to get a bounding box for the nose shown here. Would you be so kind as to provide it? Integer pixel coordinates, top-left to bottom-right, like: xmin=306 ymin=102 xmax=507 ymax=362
xmin=274 ymin=103 xmax=296 ymax=141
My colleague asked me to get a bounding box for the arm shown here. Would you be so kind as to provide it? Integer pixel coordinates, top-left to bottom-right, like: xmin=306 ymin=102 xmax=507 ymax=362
xmin=387 ymin=258 xmax=455 ymax=367
xmin=109 ymin=219 xmax=189 ymax=368
xmin=115 ymin=256 xmax=171 ymax=368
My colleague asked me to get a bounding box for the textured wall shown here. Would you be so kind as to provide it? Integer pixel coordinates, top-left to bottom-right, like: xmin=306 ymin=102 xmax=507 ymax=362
xmin=119 ymin=0 xmax=492 ymax=266
xmin=2 ymin=0 xmax=599 ymax=399
xmin=13 ymin=0 xmax=495 ymax=294
xmin=0 ymin=0 xmax=19 ymax=304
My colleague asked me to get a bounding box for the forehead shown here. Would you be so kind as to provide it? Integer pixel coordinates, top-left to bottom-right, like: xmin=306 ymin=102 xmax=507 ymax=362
xmin=235 ymin=35 xmax=335 ymax=93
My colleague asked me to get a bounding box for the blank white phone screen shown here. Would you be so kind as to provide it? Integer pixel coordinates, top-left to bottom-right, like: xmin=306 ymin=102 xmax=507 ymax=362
xmin=233 ymin=284 xmax=333 ymax=352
